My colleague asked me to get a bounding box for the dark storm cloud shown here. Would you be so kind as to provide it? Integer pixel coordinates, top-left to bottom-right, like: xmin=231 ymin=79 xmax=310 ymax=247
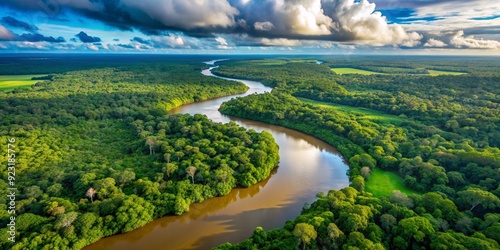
xmin=20 ymin=33 xmax=65 ymax=43
xmin=70 ymin=37 xmax=77 ymax=42
xmin=131 ymin=37 xmax=150 ymax=45
xmin=113 ymin=38 xmax=120 ymax=41
xmin=1 ymin=16 xmax=38 ymax=32
xmin=117 ymin=43 xmax=134 ymax=49
xmin=75 ymin=31 xmax=101 ymax=43
xmin=0 ymin=24 xmax=65 ymax=42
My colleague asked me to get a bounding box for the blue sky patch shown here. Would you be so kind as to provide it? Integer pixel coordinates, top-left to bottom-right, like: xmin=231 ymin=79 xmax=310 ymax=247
xmin=471 ymin=15 xmax=500 ymax=21
xmin=378 ymin=8 xmax=441 ymax=24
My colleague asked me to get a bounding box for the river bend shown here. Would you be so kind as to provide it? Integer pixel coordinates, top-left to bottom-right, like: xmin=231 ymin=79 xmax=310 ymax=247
xmin=85 ymin=61 xmax=349 ymax=250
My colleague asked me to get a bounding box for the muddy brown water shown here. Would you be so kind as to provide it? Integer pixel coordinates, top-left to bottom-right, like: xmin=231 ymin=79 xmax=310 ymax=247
xmin=85 ymin=63 xmax=349 ymax=250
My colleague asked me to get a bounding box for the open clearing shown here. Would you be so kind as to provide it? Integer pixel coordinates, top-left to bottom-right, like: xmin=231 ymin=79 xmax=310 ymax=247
xmin=299 ymin=97 xmax=404 ymax=125
xmin=365 ymin=168 xmax=417 ymax=197
xmin=331 ymin=67 xmax=468 ymax=76
xmin=331 ymin=68 xmax=385 ymax=75
xmin=427 ymin=70 xmax=468 ymax=76
xmin=0 ymin=75 xmax=47 ymax=91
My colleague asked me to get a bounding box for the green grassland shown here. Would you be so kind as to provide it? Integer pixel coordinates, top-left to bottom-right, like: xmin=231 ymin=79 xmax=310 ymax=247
xmin=298 ymin=97 xmax=404 ymax=125
xmin=365 ymin=168 xmax=417 ymax=197
xmin=0 ymin=74 xmax=46 ymax=91
xmin=427 ymin=69 xmax=468 ymax=76
xmin=331 ymin=68 xmax=385 ymax=75
xmin=332 ymin=67 xmax=467 ymax=76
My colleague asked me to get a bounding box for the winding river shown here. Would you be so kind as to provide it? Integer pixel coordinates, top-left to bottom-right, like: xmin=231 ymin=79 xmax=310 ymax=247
xmin=85 ymin=60 xmax=349 ymax=250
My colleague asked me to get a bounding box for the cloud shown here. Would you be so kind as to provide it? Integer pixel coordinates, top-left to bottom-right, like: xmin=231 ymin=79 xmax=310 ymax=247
xmin=20 ymin=33 xmax=65 ymax=43
xmin=215 ymin=36 xmax=233 ymax=49
xmin=0 ymin=0 xmax=422 ymax=47
xmin=16 ymin=41 xmax=48 ymax=50
xmin=450 ymin=30 xmax=500 ymax=49
xmin=86 ymin=43 xmax=99 ymax=51
xmin=1 ymin=16 xmax=38 ymax=32
xmin=254 ymin=21 xmax=274 ymax=31
xmin=260 ymin=38 xmax=303 ymax=47
xmin=117 ymin=43 xmax=135 ymax=49
xmin=424 ymin=38 xmax=447 ymax=47
xmin=0 ymin=25 xmax=15 ymax=40
xmin=324 ymin=0 xmax=422 ymax=45
xmin=419 ymin=30 xmax=500 ymax=49
xmin=75 ymin=31 xmax=101 ymax=43
xmin=131 ymin=37 xmax=150 ymax=45
xmin=115 ymin=34 xmax=195 ymax=50
xmin=215 ymin=37 xmax=228 ymax=46
xmin=119 ymin=0 xmax=239 ymax=30
xmin=150 ymin=34 xmax=186 ymax=48
xmin=0 ymin=24 xmax=65 ymax=43
xmin=226 ymin=0 xmax=421 ymax=46
xmin=235 ymin=0 xmax=334 ymax=36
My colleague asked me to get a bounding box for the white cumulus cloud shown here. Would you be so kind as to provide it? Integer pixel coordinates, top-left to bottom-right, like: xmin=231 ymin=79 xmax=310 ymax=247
xmin=424 ymin=38 xmax=447 ymax=48
xmin=254 ymin=21 xmax=274 ymax=31
xmin=450 ymin=30 xmax=500 ymax=49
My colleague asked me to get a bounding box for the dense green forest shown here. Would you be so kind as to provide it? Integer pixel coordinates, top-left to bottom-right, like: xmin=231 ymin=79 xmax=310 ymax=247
xmin=0 ymin=59 xmax=279 ymax=249
xmin=215 ymin=57 xmax=500 ymax=249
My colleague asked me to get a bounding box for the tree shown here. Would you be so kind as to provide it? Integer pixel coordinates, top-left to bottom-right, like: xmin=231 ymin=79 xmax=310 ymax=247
xmin=175 ymin=151 xmax=184 ymax=162
xmin=457 ymin=188 xmax=500 ymax=212
xmin=112 ymin=169 xmax=136 ymax=189
xmin=346 ymin=232 xmax=384 ymax=250
xmin=49 ymin=206 xmax=66 ymax=216
xmin=86 ymin=187 xmax=96 ymax=203
xmin=398 ymin=216 xmax=435 ymax=243
xmin=447 ymin=171 xmax=466 ymax=187
xmin=74 ymin=212 xmax=98 ymax=236
xmin=454 ymin=215 xmax=473 ymax=234
xmin=390 ymin=190 xmax=414 ymax=208
xmin=380 ymin=214 xmax=397 ymax=232
xmin=46 ymin=183 xmax=63 ymax=197
xmin=94 ymin=177 xmax=120 ymax=198
xmin=186 ymin=166 xmax=197 ymax=184
xmin=145 ymin=136 xmax=158 ymax=155
xmin=327 ymin=223 xmax=343 ymax=246
xmin=360 ymin=166 xmax=371 ymax=179
xmin=25 ymin=185 xmax=43 ymax=199
xmin=163 ymin=163 xmax=177 ymax=179
xmin=351 ymin=176 xmax=365 ymax=192
xmin=293 ymin=223 xmax=317 ymax=250
xmin=54 ymin=212 xmax=78 ymax=229
xmin=349 ymin=154 xmax=376 ymax=169
xmin=164 ymin=153 xmax=171 ymax=163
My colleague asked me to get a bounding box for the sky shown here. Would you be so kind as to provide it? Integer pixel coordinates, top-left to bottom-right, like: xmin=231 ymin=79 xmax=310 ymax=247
xmin=0 ymin=0 xmax=499 ymax=55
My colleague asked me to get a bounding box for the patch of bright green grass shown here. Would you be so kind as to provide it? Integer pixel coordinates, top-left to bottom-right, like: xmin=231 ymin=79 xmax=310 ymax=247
xmin=427 ymin=70 xmax=467 ymax=76
xmin=0 ymin=75 xmax=47 ymax=91
xmin=331 ymin=68 xmax=385 ymax=75
xmin=365 ymin=168 xmax=417 ymax=197
xmin=298 ymin=97 xmax=404 ymax=125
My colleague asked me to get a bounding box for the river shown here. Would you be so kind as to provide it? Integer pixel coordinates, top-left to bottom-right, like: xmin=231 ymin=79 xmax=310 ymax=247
xmin=85 ymin=61 xmax=349 ymax=250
